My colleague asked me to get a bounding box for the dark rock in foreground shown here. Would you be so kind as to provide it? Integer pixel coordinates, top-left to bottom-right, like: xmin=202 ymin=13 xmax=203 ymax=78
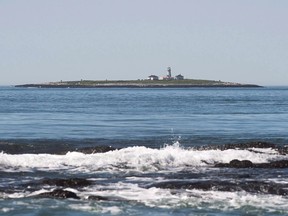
xmin=42 ymin=178 xmax=92 ymax=188
xmin=88 ymin=195 xmax=110 ymax=201
xmin=215 ymin=159 xmax=255 ymax=168
xmin=150 ymin=180 xmax=288 ymax=196
xmin=36 ymin=189 xmax=80 ymax=199
xmin=215 ymin=159 xmax=288 ymax=169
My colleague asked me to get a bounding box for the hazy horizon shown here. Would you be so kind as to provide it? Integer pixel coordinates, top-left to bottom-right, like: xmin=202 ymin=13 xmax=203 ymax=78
xmin=1 ymin=0 xmax=288 ymax=86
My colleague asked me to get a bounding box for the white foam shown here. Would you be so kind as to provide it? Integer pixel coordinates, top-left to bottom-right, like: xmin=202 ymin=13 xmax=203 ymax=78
xmin=1 ymin=207 xmax=14 ymax=213
xmin=79 ymin=182 xmax=288 ymax=213
xmin=0 ymin=143 xmax=287 ymax=173
xmin=69 ymin=204 xmax=122 ymax=215
xmin=1 ymin=180 xmax=288 ymax=213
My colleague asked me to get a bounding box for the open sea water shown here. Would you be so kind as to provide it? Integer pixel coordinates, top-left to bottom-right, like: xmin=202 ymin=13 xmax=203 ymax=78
xmin=1 ymin=86 xmax=288 ymax=215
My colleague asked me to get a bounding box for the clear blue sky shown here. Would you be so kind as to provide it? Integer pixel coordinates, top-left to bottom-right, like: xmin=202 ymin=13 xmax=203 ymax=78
xmin=1 ymin=0 xmax=288 ymax=85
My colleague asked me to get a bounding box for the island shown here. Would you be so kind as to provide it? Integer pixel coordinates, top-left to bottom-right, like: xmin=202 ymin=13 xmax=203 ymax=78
xmin=15 ymin=79 xmax=261 ymax=88
xmin=15 ymin=67 xmax=262 ymax=88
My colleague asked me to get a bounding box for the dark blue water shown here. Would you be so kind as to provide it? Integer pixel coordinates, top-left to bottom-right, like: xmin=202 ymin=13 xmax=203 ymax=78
xmin=1 ymin=86 xmax=288 ymax=215
xmin=1 ymin=87 xmax=288 ymax=142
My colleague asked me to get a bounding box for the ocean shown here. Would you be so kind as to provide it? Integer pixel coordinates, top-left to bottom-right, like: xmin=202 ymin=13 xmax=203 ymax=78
xmin=1 ymin=86 xmax=288 ymax=215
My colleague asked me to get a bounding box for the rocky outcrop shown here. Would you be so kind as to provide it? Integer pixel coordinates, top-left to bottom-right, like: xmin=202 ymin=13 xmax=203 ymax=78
xmin=196 ymin=141 xmax=278 ymax=151
xmin=215 ymin=159 xmax=288 ymax=169
xmin=42 ymin=178 xmax=92 ymax=188
xmin=87 ymin=195 xmax=110 ymax=201
xmin=215 ymin=159 xmax=255 ymax=168
xmin=150 ymin=180 xmax=288 ymax=196
xmin=220 ymin=141 xmax=277 ymax=150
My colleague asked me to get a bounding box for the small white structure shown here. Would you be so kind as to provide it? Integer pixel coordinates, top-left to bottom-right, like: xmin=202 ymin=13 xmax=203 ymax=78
xmin=148 ymin=75 xmax=159 ymax=80
xmin=175 ymin=74 xmax=184 ymax=80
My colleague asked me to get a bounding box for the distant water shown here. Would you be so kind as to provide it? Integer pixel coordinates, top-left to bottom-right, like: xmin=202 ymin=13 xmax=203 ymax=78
xmin=1 ymin=86 xmax=288 ymax=215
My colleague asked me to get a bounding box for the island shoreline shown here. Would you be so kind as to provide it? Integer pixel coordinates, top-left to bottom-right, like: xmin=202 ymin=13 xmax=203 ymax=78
xmin=15 ymin=84 xmax=262 ymax=88
xmin=15 ymin=79 xmax=262 ymax=88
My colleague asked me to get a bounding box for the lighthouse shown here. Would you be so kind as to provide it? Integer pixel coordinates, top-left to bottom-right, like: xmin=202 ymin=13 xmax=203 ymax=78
xmin=167 ymin=67 xmax=172 ymax=79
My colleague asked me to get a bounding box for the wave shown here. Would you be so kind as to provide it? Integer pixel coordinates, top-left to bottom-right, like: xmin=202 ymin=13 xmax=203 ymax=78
xmin=1 ymin=142 xmax=287 ymax=173
xmin=2 ymin=142 xmax=288 ymax=215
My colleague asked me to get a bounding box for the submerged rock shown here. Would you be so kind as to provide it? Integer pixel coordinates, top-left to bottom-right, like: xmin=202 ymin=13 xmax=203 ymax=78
xmin=215 ymin=160 xmax=288 ymax=169
xmin=196 ymin=141 xmax=285 ymax=152
xmin=36 ymin=189 xmax=80 ymax=199
xmin=221 ymin=141 xmax=277 ymax=150
xmin=151 ymin=181 xmax=235 ymax=192
xmin=150 ymin=180 xmax=288 ymax=196
xmin=264 ymin=160 xmax=288 ymax=168
xmin=216 ymin=159 xmax=254 ymax=168
xmin=88 ymin=195 xmax=110 ymax=201
xmin=42 ymin=178 xmax=92 ymax=188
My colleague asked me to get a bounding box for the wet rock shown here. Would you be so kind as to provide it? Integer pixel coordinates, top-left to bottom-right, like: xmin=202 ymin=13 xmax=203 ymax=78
xmin=87 ymin=195 xmax=131 ymax=202
xmin=196 ymin=141 xmax=279 ymax=151
xmin=42 ymin=178 xmax=92 ymax=188
xmin=279 ymin=146 xmax=288 ymax=155
xmin=150 ymin=180 xmax=288 ymax=196
xmin=215 ymin=160 xmax=288 ymax=169
xmin=230 ymin=159 xmax=254 ymax=168
xmin=222 ymin=141 xmax=277 ymax=150
xmin=88 ymin=195 xmax=109 ymax=201
xmin=36 ymin=189 xmax=80 ymax=199
xmin=239 ymin=181 xmax=288 ymax=196
xmin=255 ymin=160 xmax=288 ymax=168
xmin=216 ymin=159 xmax=254 ymax=168
xmin=270 ymin=160 xmax=288 ymax=168
xmin=151 ymin=181 xmax=237 ymax=192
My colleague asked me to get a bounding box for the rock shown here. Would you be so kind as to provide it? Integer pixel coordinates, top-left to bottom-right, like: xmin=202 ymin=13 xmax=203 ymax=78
xmin=42 ymin=178 xmax=92 ymax=188
xmin=150 ymin=180 xmax=288 ymax=196
xmin=196 ymin=141 xmax=280 ymax=152
xmin=269 ymin=160 xmax=288 ymax=168
xmin=255 ymin=160 xmax=288 ymax=168
xmin=150 ymin=181 xmax=236 ymax=192
xmin=216 ymin=159 xmax=254 ymax=168
xmin=88 ymin=195 xmax=109 ymax=201
xmin=36 ymin=189 xmax=80 ymax=199
xmin=230 ymin=159 xmax=253 ymax=168
xmin=222 ymin=141 xmax=277 ymax=150
xmin=240 ymin=181 xmax=288 ymax=196
xmin=215 ymin=160 xmax=288 ymax=169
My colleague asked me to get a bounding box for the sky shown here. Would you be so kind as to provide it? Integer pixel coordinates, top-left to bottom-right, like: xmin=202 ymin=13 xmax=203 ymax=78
xmin=1 ymin=0 xmax=288 ymax=86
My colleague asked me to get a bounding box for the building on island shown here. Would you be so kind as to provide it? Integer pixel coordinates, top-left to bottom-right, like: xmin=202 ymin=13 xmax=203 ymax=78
xmin=175 ymin=74 xmax=184 ymax=80
xmin=148 ymin=67 xmax=184 ymax=81
xmin=148 ymin=75 xmax=159 ymax=80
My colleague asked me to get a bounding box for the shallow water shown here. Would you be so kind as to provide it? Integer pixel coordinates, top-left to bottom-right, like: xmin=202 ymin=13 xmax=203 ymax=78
xmin=1 ymin=86 xmax=288 ymax=215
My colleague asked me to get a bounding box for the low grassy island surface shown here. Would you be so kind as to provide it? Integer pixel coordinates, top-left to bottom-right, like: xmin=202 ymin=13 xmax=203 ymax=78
xmin=15 ymin=79 xmax=261 ymax=88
